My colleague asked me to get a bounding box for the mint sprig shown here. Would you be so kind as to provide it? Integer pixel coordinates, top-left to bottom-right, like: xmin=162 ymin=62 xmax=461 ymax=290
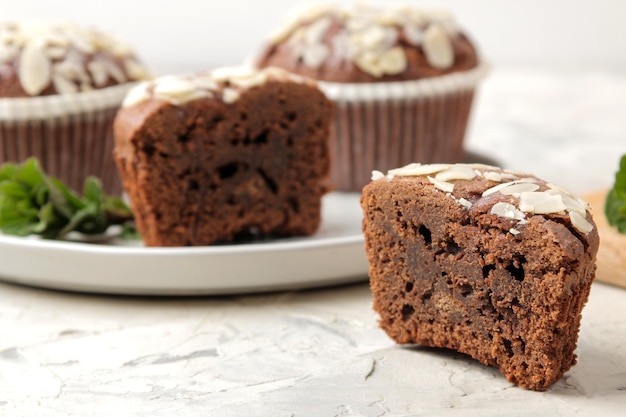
xmin=605 ymin=154 xmax=626 ymax=233
xmin=0 ymin=158 xmax=135 ymax=239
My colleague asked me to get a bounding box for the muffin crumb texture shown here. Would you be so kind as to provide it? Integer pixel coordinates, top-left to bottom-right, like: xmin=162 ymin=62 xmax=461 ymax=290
xmin=114 ymin=69 xmax=332 ymax=246
xmin=362 ymin=163 xmax=599 ymax=391
xmin=0 ymin=21 xmax=151 ymax=97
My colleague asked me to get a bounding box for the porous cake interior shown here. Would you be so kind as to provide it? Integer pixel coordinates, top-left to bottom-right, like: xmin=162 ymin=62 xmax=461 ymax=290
xmin=363 ymin=179 xmax=597 ymax=391
xmin=116 ymin=81 xmax=330 ymax=246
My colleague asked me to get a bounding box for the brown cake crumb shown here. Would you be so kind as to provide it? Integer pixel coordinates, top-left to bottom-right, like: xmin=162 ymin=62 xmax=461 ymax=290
xmin=114 ymin=67 xmax=332 ymax=246
xmin=361 ymin=163 xmax=599 ymax=391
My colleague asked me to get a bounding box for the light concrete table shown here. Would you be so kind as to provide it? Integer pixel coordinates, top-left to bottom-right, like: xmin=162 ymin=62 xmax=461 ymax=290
xmin=1 ymin=69 xmax=625 ymax=416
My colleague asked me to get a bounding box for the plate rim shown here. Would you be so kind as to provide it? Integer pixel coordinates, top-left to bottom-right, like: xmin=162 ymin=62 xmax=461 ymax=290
xmin=0 ymin=192 xmax=369 ymax=295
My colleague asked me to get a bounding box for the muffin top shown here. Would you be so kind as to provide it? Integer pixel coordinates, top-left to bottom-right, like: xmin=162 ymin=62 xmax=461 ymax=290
xmin=256 ymin=3 xmax=479 ymax=83
xmin=121 ymin=65 xmax=316 ymax=108
xmin=0 ymin=21 xmax=152 ymax=97
xmin=371 ymin=163 xmax=595 ymax=236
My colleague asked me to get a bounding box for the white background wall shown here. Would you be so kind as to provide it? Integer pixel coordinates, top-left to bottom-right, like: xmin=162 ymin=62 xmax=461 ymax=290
xmin=4 ymin=0 xmax=626 ymax=74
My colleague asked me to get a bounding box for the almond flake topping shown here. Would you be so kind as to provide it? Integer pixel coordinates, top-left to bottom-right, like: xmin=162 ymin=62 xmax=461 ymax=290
xmin=372 ymin=162 xmax=595 ymax=235
xmin=490 ymin=202 xmax=525 ymax=220
xmin=569 ymin=211 xmax=593 ymax=234
xmin=435 ymin=165 xmax=477 ymax=182
xmin=519 ymin=192 xmax=567 ymax=214
xmin=498 ymin=182 xmax=540 ymax=196
xmin=423 ymin=24 xmax=454 ymax=69
xmin=371 ymin=170 xmax=385 ymax=181
xmin=270 ymin=3 xmax=460 ymax=76
xmin=387 ymin=163 xmax=451 ymax=178
xmin=458 ymin=198 xmax=472 ymax=208
xmin=122 ymin=66 xmax=310 ymax=108
xmin=428 ymin=176 xmax=454 ymax=193
xmin=1 ymin=21 xmax=150 ymax=96
xmin=18 ymin=41 xmax=51 ymax=95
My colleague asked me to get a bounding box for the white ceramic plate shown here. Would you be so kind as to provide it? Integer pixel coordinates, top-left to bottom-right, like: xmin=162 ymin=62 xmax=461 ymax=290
xmin=0 ymin=192 xmax=369 ymax=295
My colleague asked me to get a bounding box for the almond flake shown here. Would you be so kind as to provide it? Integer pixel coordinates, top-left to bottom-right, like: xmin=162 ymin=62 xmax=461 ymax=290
xmin=423 ymin=23 xmax=453 ymax=69
xmin=404 ymin=24 xmax=424 ymax=45
xmin=211 ymin=66 xmax=257 ymax=83
xmin=153 ymin=77 xmax=196 ymax=97
xmin=354 ymin=52 xmax=383 ymax=77
xmin=490 ymin=202 xmax=525 ymax=220
xmin=388 ymin=163 xmax=451 ymax=177
xmin=428 ymin=176 xmax=454 ymax=193
xmin=122 ymin=82 xmax=150 ymax=107
xmin=46 ymin=46 xmax=67 ymax=59
xmin=302 ymin=43 xmax=330 ymax=68
xmin=500 ymin=173 xmax=520 ymax=180
xmin=498 ymin=182 xmax=540 ymax=196
xmin=192 ymin=76 xmax=219 ymax=91
xmin=304 ymin=16 xmax=332 ymax=44
xmin=66 ymin=31 xmax=95 ymax=54
xmin=569 ymin=211 xmax=593 ymax=234
xmin=222 ymin=87 xmax=240 ymax=104
xmin=379 ymin=46 xmax=407 ymax=75
xmin=87 ymin=60 xmax=109 ymax=87
xmin=371 ymin=170 xmax=385 ymax=181
xmin=458 ymin=198 xmax=472 ymax=208
xmin=18 ymin=41 xmax=51 ymax=95
xmin=559 ymin=193 xmax=588 ymax=216
xmin=509 ymin=228 xmax=521 ymax=235
xmin=482 ymin=180 xmax=526 ymax=197
xmin=519 ymin=192 xmax=567 ymax=214
xmin=102 ymin=60 xmax=127 ymax=84
xmin=359 ymin=25 xmax=390 ymax=50
xmin=484 ymin=172 xmax=503 ymax=182
xmin=435 ymin=165 xmax=477 ymax=182
xmin=52 ymin=73 xmax=77 ymax=94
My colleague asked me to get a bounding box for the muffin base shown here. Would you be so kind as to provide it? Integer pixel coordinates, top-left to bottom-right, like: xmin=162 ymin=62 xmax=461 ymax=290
xmin=330 ymin=90 xmax=474 ymax=191
xmin=319 ymin=63 xmax=488 ymax=192
xmin=0 ymin=109 xmax=121 ymax=195
xmin=0 ymin=83 xmax=136 ymax=195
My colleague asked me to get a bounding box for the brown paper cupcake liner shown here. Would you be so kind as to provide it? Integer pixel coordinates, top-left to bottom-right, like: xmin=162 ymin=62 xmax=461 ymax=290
xmin=318 ymin=63 xmax=489 ymax=192
xmin=0 ymin=84 xmax=135 ymax=195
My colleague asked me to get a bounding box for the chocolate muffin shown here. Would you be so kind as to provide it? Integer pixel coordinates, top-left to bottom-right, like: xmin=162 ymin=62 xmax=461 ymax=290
xmin=0 ymin=21 xmax=152 ymax=194
xmin=361 ymin=163 xmax=599 ymax=391
xmin=114 ymin=66 xmax=332 ymax=246
xmin=257 ymin=4 xmax=488 ymax=191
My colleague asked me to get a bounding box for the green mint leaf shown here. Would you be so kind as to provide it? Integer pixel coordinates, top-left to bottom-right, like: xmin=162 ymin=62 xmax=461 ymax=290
xmin=45 ymin=177 xmax=84 ymax=219
xmin=605 ymin=154 xmax=626 ymax=233
xmin=32 ymin=203 xmax=58 ymax=234
xmin=0 ymin=163 xmax=17 ymax=182
xmin=15 ymin=158 xmax=45 ymax=188
xmin=83 ymin=177 xmax=105 ymax=207
xmin=0 ymin=158 xmax=137 ymax=240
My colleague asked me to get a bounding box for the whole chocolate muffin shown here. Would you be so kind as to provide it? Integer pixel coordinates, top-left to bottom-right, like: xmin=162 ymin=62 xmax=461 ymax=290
xmin=0 ymin=21 xmax=152 ymax=194
xmin=361 ymin=163 xmax=599 ymax=391
xmin=114 ymin=66 xmax=332 ymax=246
xmin=257 ymin=3 xmax=488 ymax=191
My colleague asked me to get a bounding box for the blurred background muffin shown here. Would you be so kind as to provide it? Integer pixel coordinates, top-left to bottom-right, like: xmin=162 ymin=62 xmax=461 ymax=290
xmin=256 ymin=3 xmax=488 ymax=191
xmin=0 ymin=21 xmax=152 ymax=195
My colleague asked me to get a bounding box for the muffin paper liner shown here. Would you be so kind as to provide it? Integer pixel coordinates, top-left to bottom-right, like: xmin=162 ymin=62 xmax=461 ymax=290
xmin=0 ymin=84 xmax=135 ymax=195
xmin=318 ymin=63 xmax=489 ymax=192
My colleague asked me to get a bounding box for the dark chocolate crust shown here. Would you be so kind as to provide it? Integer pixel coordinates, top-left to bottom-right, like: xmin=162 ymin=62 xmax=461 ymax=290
xmin=361 ymin=173 xmax=599 ymax=391
xmin=257 ymin=18 xmax=479 ymax=83
xmin=114 ymin=80 xmax=332 ymax=246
